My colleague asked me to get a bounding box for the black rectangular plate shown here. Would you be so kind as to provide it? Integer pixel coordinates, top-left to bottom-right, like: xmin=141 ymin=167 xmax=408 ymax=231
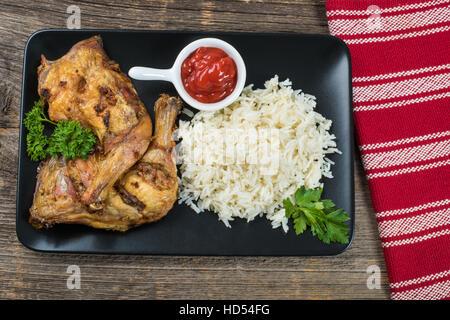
xmin=17 ymin=30 xmax=354 ymax=255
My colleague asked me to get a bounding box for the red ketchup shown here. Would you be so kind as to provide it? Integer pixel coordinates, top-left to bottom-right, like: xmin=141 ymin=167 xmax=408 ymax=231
xmin=181 ymin=47 xmax=238 ymax=103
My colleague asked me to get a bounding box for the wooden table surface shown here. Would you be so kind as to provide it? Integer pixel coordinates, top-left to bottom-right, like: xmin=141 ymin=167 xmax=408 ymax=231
xmin=0 ymin=0 xmax=390 ymax=299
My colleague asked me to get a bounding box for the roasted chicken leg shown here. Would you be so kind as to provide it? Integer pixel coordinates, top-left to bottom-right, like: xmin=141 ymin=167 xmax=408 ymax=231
xmin=104 ymin=95 xmax=182 ymax=228
xmin=30 ymin=95 xmax=181 ymax=231
xmin=37 ymin=35 xmax=152 ymax=208
xmin=29 ymin=36 xmax=182 ymax=231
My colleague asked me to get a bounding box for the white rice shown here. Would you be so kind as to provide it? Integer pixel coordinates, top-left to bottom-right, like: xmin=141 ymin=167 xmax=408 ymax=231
xmin=177 ymin=76 xmax=340 ymax=232
xmin=181 ymin=107 xmax=195 ymax=118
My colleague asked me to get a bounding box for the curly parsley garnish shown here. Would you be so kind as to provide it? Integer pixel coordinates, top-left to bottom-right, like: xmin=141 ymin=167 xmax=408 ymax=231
xmin=283 ymin=186 xmax=351 ymax=244
xmin=24 ymin=98 xmax=96 ymax=161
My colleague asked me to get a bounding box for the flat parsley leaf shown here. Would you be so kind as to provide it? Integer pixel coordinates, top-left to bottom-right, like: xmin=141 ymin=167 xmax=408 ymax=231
xmin=284 ymin=187 xmax=350 ymax=244
xmin=293 ymin=213 xmax=308 ymax=235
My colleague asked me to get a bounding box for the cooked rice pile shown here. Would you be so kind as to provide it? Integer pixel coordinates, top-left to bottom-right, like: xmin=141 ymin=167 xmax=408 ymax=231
xmin=177 ymin=76 xmax=340 ymax=232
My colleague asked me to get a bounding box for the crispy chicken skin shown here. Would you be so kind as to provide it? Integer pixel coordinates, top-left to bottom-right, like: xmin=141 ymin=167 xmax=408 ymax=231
xmin=30 ymin=94 xmax=182 ymax=231
xmin=104 ymin=95 xmax=182 ymax=228
xmin=37 ymin=35 xmax=152 ymax=207
xmin=30 ymin=36 xmax=183 ymax=231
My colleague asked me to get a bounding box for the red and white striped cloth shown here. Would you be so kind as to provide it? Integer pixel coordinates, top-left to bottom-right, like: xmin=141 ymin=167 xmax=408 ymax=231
xmin=326 ymin=0 xmax=450 ymax=300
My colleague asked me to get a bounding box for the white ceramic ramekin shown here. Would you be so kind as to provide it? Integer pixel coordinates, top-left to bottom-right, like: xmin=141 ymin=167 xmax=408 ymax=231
xmin=128 ymin=38 xmax=246 ymax=111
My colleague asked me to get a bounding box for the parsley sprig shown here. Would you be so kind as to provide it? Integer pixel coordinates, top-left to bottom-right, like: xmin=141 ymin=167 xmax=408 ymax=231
xmin=24 ymin=98 xmax=96 ymax=161
xmin=283 ymin=186 xmax=351 ymax=244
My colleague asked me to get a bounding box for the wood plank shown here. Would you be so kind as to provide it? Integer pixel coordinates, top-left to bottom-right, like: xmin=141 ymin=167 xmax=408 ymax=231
xmin=0 ymin=0 xmax=390 ymax=299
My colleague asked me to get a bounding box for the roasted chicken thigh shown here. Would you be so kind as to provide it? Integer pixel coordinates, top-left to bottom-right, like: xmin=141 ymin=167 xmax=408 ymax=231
xmin=29 ymin=36 xmax=182 ymax=231
xmin=103 ymin=95 xmax=182 ymax=229
xmin=37 ymin=35 xmax=152 ymax=208
xmin=30 ymin=94 xmax=181 ymax=231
